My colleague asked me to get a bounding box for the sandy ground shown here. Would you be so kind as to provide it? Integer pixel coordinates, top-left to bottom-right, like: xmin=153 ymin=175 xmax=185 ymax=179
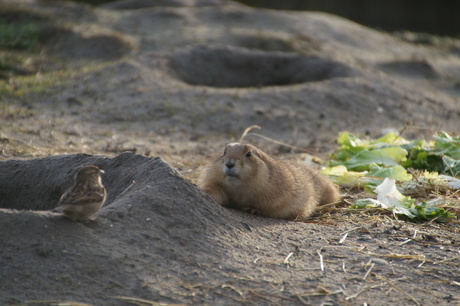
xmin=1 ymin=0 xmax=460 ymax=305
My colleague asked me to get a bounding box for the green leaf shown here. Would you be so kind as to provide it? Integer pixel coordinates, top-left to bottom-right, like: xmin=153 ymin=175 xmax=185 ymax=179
xmin=330 ymin=131 xmax=459 ymax=222
xmin=442 ymin=156 xmax=460 ymax=177
xmin=367 ymin=164 xmax=412 ymax=181
xmin=341 ymin=147 xmax=408 ymax=171
xmin=371 ymin=131 xmax=408 ymax=147
xmin=352 ymin=199 xmax=381 ymax=209
xmin=337 ymin=131 xmax=367 ymax=148
xmin=352 ymin=179 xmax=455 ymax=222
xmin=434 ymin=132 xmax=460 ymax=159
xmin=332 ymin=132 xmax=367 ymax=162
xmin=409 ymin=201 xmax=455 ymax=223
xmin=322 ymin=165 xmax=382 ymax=188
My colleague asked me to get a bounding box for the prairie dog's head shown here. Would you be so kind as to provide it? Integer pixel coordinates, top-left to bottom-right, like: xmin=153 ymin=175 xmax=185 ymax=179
xmin=217 ymin=143 xmax=265 ymax=181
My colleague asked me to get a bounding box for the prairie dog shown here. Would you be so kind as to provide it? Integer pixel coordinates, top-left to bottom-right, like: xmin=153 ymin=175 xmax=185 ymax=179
xmin=199 ymin=143 xmax=340 ymax=221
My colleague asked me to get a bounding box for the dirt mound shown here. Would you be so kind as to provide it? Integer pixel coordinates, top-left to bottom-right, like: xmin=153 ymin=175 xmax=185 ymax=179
xmin=378 ymin=59 xmax=439 ymax=79
xmin=103 ymin=0 xmax=222 ymax=10
xmin=0 ymin=152 xmax=231 ymax=304
xmin=0 ymin=152 xmax=166 ymax=211
xmin=0 ymin=2 xmax=133 ymax=78
xmin=167 ymin=44 xmax=355 ymax=88
xmin=46 ymin=31 xmax=133 ymax=61
xmin=2 ymin=153 xmax=459 ymax=305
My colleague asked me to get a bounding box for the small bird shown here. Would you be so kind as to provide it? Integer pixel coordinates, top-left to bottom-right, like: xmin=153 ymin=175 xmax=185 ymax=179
xmin=55 ymin=165 xmax=107 ymax=222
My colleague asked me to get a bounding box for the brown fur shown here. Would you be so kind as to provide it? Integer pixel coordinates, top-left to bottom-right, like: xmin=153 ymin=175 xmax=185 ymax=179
xmin=199 ymin=143 xmax=340 ymax=221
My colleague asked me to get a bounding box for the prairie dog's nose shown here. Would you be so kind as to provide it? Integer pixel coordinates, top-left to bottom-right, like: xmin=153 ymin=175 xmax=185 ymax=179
xmin=226 ymin=158 xmax=235 ymax=169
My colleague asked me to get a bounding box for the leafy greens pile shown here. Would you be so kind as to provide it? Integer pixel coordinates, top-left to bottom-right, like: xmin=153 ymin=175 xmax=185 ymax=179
xmin=323 ymin=131 xmax=460 ymax=222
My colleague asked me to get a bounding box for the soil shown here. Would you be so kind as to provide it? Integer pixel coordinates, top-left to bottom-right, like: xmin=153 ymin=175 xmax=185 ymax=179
xmin=1 ymin=0 xmax=460 ymax=305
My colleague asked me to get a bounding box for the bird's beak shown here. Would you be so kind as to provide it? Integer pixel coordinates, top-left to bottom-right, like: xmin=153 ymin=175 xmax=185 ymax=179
xmin=99 ymin=169 xmax=105 ymax=174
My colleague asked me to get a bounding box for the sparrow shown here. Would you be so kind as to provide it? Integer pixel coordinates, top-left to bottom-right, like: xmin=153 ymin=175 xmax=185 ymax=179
xmin=55 ymin=165 xmax=107 ymax=222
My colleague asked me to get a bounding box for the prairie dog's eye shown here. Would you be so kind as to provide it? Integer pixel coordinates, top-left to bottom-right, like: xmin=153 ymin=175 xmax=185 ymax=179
xmin=246 ymin=151 xmax=252 ymax=158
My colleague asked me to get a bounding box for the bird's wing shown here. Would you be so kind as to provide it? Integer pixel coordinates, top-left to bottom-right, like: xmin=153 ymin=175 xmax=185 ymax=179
xmin=58 ymin=185 xmax=106 ymax=206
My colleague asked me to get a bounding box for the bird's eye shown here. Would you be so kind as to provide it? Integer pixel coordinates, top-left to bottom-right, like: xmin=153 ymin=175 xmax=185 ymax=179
xmin=246 ymin=151 xmax=252 ymax=158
